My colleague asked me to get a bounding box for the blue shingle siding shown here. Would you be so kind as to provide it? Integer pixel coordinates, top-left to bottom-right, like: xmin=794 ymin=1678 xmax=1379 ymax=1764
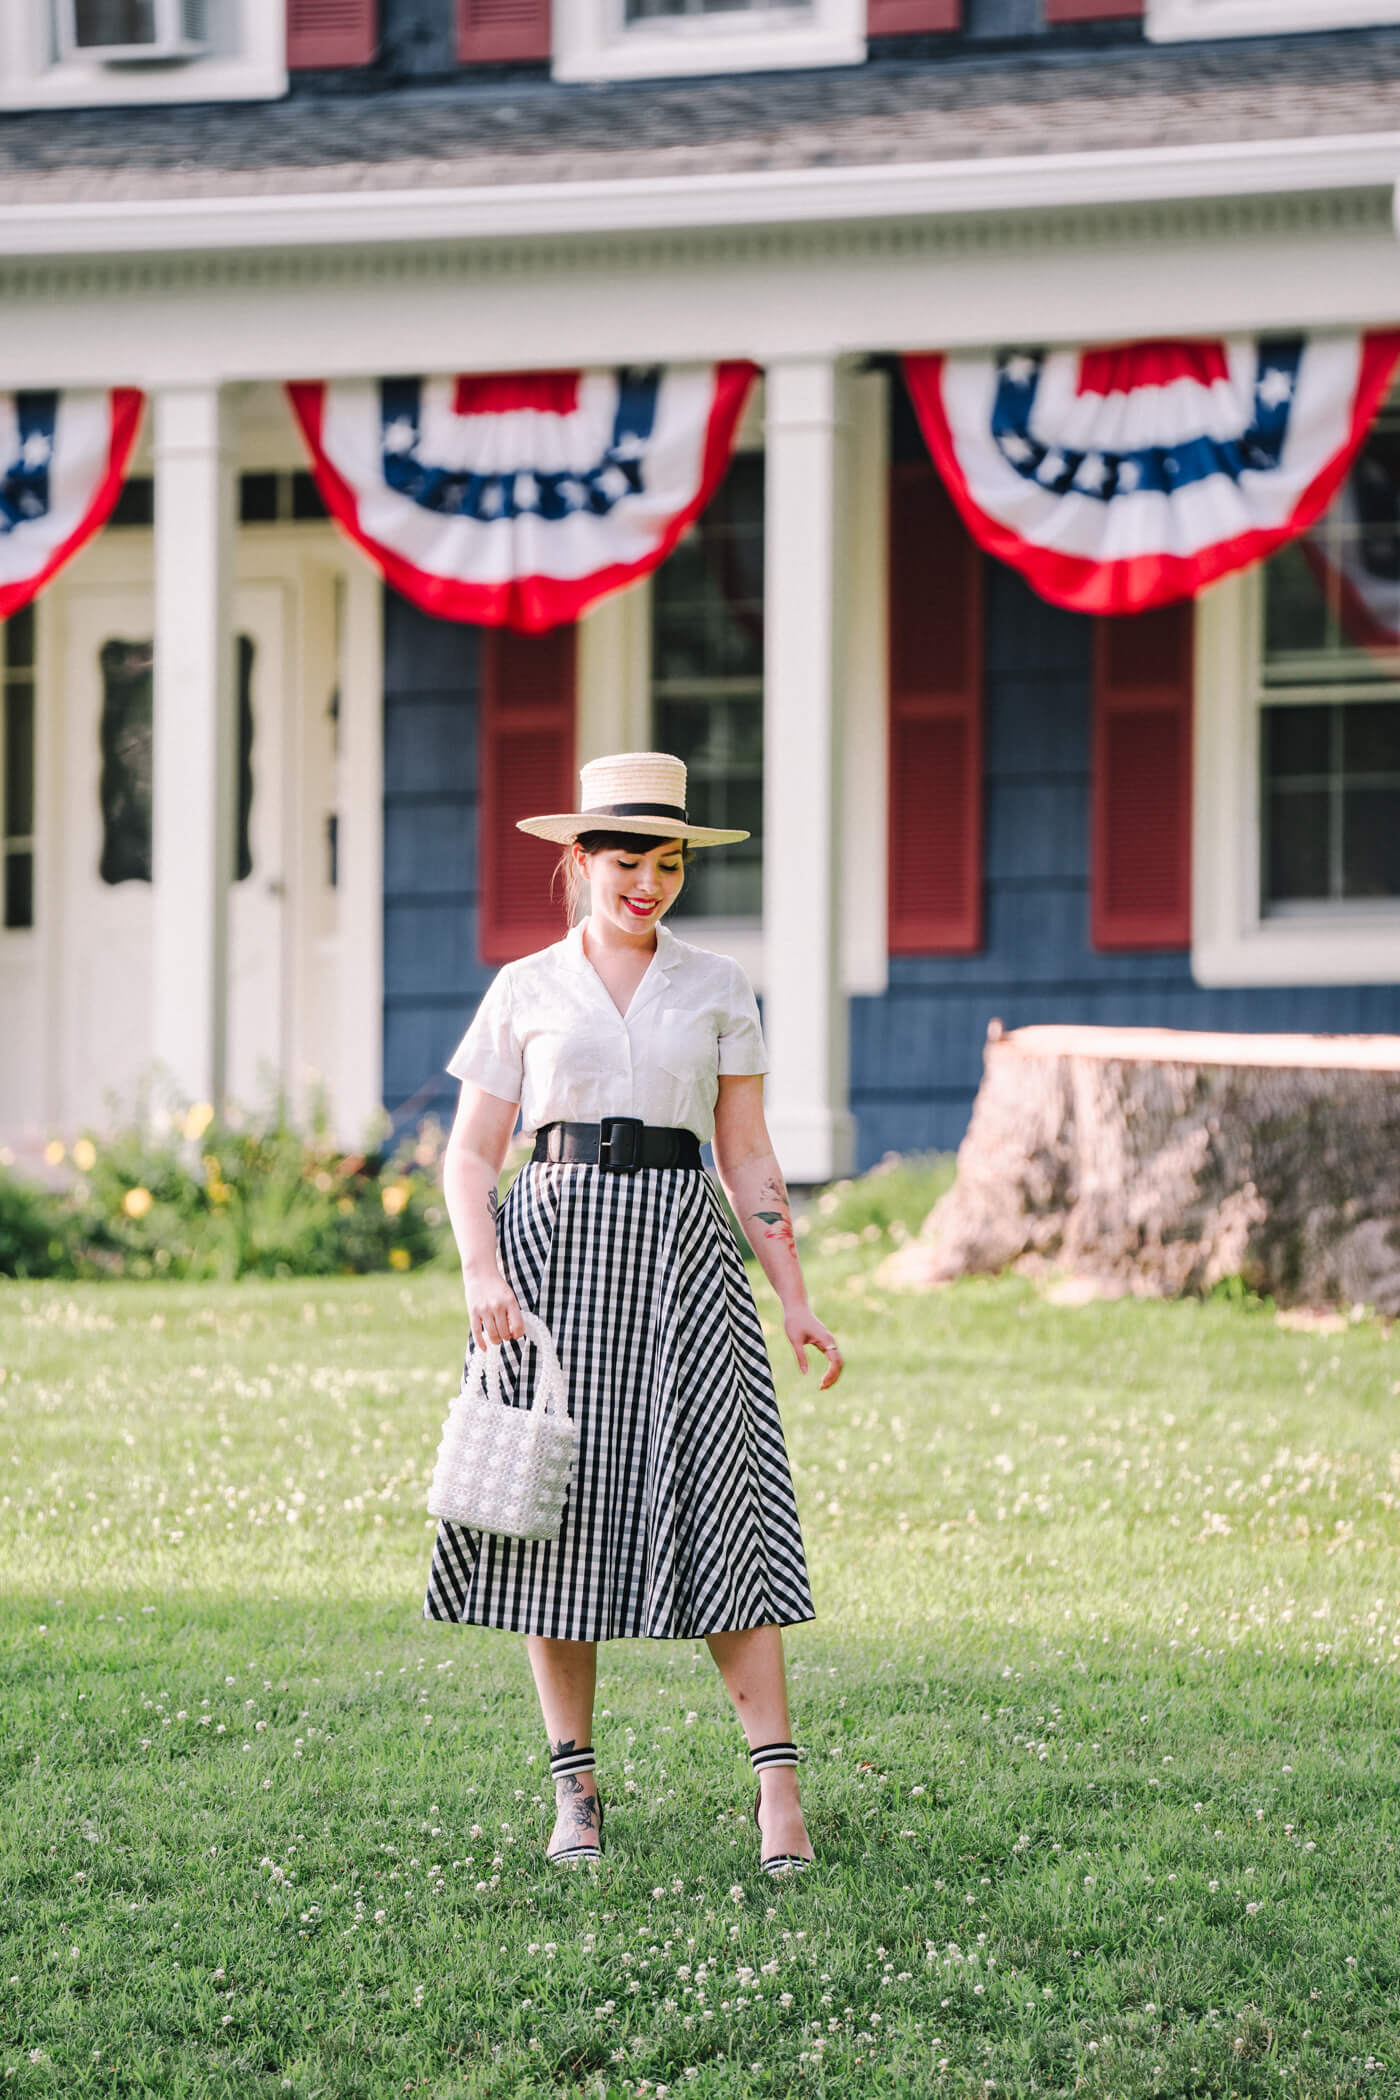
xmin=848 ymin=559 xmax=1400 ymax=1171
xmin=381 ymin=588 xmax=487 ymax=1132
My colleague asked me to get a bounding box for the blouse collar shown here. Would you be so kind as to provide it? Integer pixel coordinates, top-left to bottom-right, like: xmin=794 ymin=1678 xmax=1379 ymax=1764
xmin=567 ymin=915 xmax=682 ymax=1018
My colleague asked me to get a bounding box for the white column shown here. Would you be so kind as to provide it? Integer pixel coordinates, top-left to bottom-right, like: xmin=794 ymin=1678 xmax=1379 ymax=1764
xmin=151 ymin=384 xmax=236 ymax=1109
xmin=762 ymin=357 xmax=856 ymax=1186
xmin=335 ymin=558 xmax=385 ymax=1144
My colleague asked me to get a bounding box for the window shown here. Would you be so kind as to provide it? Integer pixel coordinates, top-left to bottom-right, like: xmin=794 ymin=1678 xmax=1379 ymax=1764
xmin=95 ymin=634 xmax=257 ymax=886
xmin=1192 ymin=391 xmax=1400 ymax=986
xmin=626 ymin=0 xmax=806 ymax=15
xmin=1148 ymin=0 xmax=1400 ymax=41
xmin=1257 ymin=412 xmax=1400 ymax=916
xmin=60 ymin=0 xmax=207 ymax=59
xmin=650 ymin=452 xmax=763 ymax=920
xmin=1261 ymin=702 xmax=1400 ymax=910
xmin=2 ymin=608 xmax=36 ymax=931
xmin=553 ymin=0 xmax=863 ymax=81
xmin=107 ymin=472 xmax=329 ymax=527
xmin=0 ymin=0 xmax=285 ymax=110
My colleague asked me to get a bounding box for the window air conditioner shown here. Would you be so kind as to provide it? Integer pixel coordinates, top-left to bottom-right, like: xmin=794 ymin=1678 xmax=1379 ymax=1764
xmin=59 ymin=0 xmax=210 ymax=63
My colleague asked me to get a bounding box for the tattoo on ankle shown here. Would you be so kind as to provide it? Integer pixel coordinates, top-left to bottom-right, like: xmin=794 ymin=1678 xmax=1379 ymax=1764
xmin=549 ymin=1737 xmax=577 ymax=1758
xmin=568 ymin=1795 xmax=600 ymax=1834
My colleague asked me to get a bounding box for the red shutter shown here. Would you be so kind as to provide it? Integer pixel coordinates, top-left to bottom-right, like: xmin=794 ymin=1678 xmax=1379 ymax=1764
xmin=868 ymin=0 xmax=962 ymax=29
xmin=286 ymin=0 xmax=377 ymax=67
xmin=1091 ymin=604 xmax=1193 ymax=951
xmin=458 ymin=0 xmax=551 ymax=63
xmin=887 ymin=460 xmax=984 ymax=955
xmin=1045 ymin=0 xmax=1143 ymax=20
xmin=479 ymin=625 xmax=576 ymax=965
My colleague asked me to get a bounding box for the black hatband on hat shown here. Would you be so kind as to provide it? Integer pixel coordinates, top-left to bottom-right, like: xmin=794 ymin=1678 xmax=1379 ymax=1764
xmin=584 ymin=801 xmax=688 ymax=824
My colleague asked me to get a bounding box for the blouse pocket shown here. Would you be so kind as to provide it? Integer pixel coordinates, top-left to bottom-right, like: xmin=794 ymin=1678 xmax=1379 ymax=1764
xmin=655 ymin=1006 xmax=717 ymax=1083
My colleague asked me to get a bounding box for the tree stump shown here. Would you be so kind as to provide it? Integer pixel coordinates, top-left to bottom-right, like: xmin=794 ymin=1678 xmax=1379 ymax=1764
xmin=880 ymin=1023 xmax=1400 ymax=1313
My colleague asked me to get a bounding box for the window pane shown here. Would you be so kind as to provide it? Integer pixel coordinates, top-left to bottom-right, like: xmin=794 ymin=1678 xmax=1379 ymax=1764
xmin=1266 ymin=408 xmax=1400 ymax=673
xmin=4 ymin=604 xmax=34 ymax=672
xmin=4 ymin=682 xmax=34 ymax=838
xmin=239 ymin=473 xmax=279 ymax=524
xmin=3 ymin=850 xmax=33 ymax=931
xmin=291 ymin=471 xmax=329 ymax=522
xmin=1262 ymin=704 xmax=1329 ymax=779
xmin=627 ymin=0 xmax=806 ymax=15
xmin=1341 ymin=787 xmax=1400 ymax=898
xmin=98 ymin=640 xmax=154 ymax=886
xmin=1263 ymin=540 xmax=1330 ymax=659
xmin=74 ymin=0 xmax=158 ymax=44
xmin=1343 ymin=698 xmax=1400 ymax=773
xmin=651 ymin=451 xmax=763 ymax=919
xmin=1265 ymin=787 xmax=1329 ymax=903
xmin=108 ymin=476 xmax=154 ymax=529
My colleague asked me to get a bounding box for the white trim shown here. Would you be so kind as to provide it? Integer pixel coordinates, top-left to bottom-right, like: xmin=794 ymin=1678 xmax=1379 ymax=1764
xmin=0 ymin=0 xmax=286 ymax=111
xmin=761 ymin=356 xmax=855 ymax=1182
xmin=335 ymin=556 xmax=384 ymax=1145
xmin=553 ymin=0 xmax=864 ymax=84
xmin=1149 ymin=0 xmax=1400 ymax=42
xmin=839 ymin=367 xmax=888 ymax=1000
xmin=1191 ymin=567 xmax=1400 ymax=986
xmin=2 ymin=132 xmax=1398 ymax=258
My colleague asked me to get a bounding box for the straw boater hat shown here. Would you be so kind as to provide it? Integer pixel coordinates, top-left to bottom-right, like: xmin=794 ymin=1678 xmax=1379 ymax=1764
xmin=516 ymin=751 xmax=748 ymax=848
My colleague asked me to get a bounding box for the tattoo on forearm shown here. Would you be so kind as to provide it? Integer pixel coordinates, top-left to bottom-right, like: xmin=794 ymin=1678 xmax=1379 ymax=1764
xmin=487 ymin=1186 xmax=500 ymax=1225
xmin=751 ymin=1171 xmax=798 ymax=1262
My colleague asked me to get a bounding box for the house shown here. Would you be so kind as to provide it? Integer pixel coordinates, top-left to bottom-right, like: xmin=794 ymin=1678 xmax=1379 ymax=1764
xmin=1 ymin=0 xmax=1398 ymax=1183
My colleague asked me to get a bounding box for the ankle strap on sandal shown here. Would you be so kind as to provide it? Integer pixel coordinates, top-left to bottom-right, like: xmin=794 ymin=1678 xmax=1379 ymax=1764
xmin=550 ymin=1744 xmax=596 ymax=1781
xmin=749 ymin=1740 xmax=800 ymax=1771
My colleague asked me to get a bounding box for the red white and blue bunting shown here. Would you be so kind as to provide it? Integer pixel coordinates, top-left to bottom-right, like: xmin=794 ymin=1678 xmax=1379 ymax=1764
xmin=0 ymin=388 xmax=144 ymax=621
xmin=902 ymin=334 xmax=1400 ymax=616
xmin=287 ymin=363 xmax=758 ymax=633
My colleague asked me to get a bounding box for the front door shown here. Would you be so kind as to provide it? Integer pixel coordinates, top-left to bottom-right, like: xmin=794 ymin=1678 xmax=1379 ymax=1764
xmin=58 ymin=583 xmax=288 ymax=1129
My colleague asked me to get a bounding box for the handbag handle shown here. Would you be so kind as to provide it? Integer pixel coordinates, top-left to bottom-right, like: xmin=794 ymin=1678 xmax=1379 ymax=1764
xmin=467 ymin=1308 xmax=567 ymax=1418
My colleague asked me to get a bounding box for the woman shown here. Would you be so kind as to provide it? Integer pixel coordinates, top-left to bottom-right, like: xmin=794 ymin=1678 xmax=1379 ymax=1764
xmin=424 ymin=751 xmax=841 ymax=1875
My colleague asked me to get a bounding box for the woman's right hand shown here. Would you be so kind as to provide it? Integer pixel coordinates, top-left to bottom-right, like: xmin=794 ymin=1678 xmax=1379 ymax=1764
xmin=465 ymin=1269 xmax=526 ymax=1351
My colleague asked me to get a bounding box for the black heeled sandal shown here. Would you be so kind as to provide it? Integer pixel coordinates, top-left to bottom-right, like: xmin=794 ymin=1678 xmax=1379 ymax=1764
xmin=546 ymin=1744 xmax=604 ymax=1867
xmin=750 ymin=1740 xmax=812 ymax=1876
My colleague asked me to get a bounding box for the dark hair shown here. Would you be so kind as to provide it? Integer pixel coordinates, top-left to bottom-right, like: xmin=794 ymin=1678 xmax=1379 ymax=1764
xmin=555 ymin=829 xmax=695 ymax=927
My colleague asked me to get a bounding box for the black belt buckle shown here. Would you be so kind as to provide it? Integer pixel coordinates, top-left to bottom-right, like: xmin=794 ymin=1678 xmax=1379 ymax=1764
xmin=597 ymin=1114 xmax=644 ymax=1172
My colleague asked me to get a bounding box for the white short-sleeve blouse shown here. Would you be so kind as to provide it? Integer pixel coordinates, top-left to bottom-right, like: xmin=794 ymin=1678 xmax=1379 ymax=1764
xmin=446 ymin=916 xmax=767 ymax=1144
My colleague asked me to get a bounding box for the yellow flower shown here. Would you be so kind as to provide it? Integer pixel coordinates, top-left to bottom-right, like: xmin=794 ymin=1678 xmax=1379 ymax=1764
xmin=123 ymin=1186 xmax=154 ymax=1220
xmin=381 ymin=1182 xmax=411 ymax=1217
xmin=184 ymin=1101 xmax=216 ymax=1141
xmin=72 ymin=1138 xmax=97 ymax=1172
xmin=44 ymin=1139 xmax=66 ymax=1166
xmin=208 ymin=1180 xmax=230 ymax=1206
xmin=388 ymin=1247 xmax=412 ymax=1272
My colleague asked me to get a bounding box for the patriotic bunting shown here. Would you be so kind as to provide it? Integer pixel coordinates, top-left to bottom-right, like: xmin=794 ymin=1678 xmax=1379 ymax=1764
xmin=287 ymin=363 xmax=758 ymax=633
xmin=902 ymin=334 xmax=1400 ymax=616
xmin=0 ymin=388 xmax=144 ymax=621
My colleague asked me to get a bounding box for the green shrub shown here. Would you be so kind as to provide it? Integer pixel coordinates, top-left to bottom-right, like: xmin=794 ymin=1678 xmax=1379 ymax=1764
xmin=1 ymin=1100 xmax=454 ymax=1282
xmin=0 ymin=1168 xmax=72 ymax=1278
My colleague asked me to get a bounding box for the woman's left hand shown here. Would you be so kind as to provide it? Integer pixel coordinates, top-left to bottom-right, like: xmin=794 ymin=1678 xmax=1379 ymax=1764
xmin=784 ymin=1306 xmax=843 ymax=1390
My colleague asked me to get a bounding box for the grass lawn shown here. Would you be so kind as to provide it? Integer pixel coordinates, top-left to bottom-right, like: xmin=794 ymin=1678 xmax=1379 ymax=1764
xmin=3 ymin=1185 xmax=1400 ymax=2098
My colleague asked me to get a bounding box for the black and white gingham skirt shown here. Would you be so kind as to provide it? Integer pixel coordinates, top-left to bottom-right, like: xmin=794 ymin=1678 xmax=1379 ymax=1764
xmin=422 ymin=1160 xmax=815 ymax=1642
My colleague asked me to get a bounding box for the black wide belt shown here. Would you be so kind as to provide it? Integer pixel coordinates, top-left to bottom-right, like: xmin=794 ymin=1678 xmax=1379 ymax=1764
xmin=532 ymin=1117 xmax=702 ymax=1172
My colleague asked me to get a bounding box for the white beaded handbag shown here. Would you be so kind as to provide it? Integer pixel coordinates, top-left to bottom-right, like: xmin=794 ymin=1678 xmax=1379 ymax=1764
xmin=427 ymin=1309 xmax=576 ymax=1543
